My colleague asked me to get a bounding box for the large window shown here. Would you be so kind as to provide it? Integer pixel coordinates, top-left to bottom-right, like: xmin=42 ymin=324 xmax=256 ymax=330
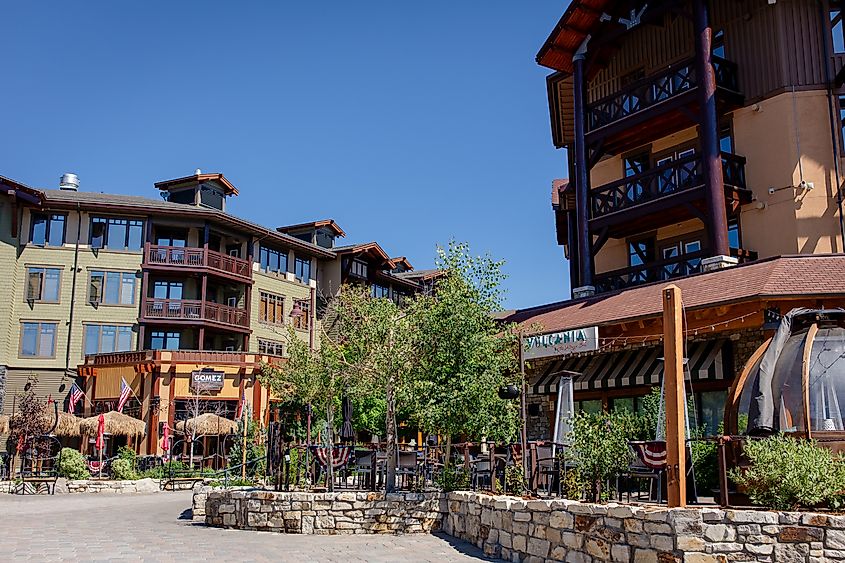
xmin=259 ymin=292 xmax=285 ymax=325
xmin=90 ymin=217 xmax=144 ymax=251
xmin=628 ymin=238 xmax=655 ymax=268
xmin=833 ymin=7 xmax=845 ymax=54
xmin=26 ymin=267 xmax=61 ymax=303
xmin=30 ymin=213 xmax=66 ymax=247
xmin=294 ymin=256 xmax=311 ymax=283
xmin=150 ymin=331 xmax=181 ymax=350
xmin=349 ymin=259 xmax=368 ymax=278
xmin=153 ymin=280 xmax=183 ymax=300
xmin=291 ymin=299 xmax=310 ymax=331
xmin=89 ymin=271 xmax=136 ymax=305
xmin=371 ymin=284 xmax=390 ymax=299
xmin=84 ymin=324 xmax=133 ymax=355
xmin=259 ymin=246 xmax=288 ymax=275
xmin=20 ymin=322 xmax=57 ymax=357
xmin=258 ymin=339 xmax=284 ymax=356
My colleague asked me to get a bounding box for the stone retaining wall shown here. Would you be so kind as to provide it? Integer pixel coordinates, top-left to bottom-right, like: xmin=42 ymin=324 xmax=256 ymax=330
xmin=201 ymin=488 xmax=845 ymax=562
xmin=0 ymin=477 xmax=193 ymax=494
xmin=204 ymin=490 xmax=445 ymax=534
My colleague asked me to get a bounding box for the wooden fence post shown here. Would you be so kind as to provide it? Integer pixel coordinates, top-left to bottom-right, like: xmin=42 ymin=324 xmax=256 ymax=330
xmin=663 ymin=284 xmax=686 ymax=508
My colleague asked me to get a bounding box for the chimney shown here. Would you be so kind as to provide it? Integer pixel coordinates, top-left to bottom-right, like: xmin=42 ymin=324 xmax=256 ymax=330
xmin=59 ymin=173 xmax=79 ymax=191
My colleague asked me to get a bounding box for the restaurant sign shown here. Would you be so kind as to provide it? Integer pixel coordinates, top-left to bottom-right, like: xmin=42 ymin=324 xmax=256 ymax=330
xmin=523 ymin=327 xmax=599 ymax=360
xmin=191 ymin=368 xmax=225 ymax=392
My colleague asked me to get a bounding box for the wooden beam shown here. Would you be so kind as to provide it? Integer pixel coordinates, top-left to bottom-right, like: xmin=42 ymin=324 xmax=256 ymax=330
xmin=663 ymin=284 xmax=686 ymax=508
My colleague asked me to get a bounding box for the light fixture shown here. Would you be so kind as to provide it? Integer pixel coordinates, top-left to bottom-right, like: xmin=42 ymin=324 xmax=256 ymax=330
xmin=289 ymin=303 xmax=304 ymax=318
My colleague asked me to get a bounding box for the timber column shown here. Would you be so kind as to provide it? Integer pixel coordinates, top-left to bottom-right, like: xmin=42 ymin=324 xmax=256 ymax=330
xmin=694 ymin=0 xmax=734 ymax=271
xmin=572 ymin=39 xmax=595 ymax=298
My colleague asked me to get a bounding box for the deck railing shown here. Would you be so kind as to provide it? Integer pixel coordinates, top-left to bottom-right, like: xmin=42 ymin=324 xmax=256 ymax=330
xmin=590 ymin=151 xmax=747 ymax=219
xmin=587 ymin=55 xmax=739 ymax=131
xmin=146 ymin=244 xmax=251 ymax=280
xmin=144 ymin=299 xmax=249 ymax=328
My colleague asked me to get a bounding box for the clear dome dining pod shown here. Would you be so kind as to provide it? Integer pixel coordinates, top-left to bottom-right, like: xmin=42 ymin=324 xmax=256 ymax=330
xmin=724 ymin=308 xmax=845 ymax=443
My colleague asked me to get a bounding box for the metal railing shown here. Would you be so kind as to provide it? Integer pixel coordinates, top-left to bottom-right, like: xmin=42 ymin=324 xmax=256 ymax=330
xmin=587 ymin=55 xmax=739 ymax=131
xmin=590 ymin=151 xmax=747 ymax=219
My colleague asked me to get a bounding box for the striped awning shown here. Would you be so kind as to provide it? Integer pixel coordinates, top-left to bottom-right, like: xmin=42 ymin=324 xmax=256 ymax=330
xmin=531 ymin=339 xmax=731 ymax=395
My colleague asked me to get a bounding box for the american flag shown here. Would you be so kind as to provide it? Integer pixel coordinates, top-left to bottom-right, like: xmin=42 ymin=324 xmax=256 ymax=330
xmin=68 ymin=383 xmax=84 ymax=413
xmin=116 ymin=378 xmax=132 ymax=413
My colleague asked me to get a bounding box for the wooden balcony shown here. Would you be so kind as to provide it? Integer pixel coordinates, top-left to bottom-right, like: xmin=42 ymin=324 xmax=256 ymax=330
xmin=142 ymin=298 xmax=250 ymax=331
xmin=586 ymin=56 xmax=743 ymax=155
xmin=80 ymin=349 xmax=284 ymax=374
xmin=589 ymin=151 xmax=752 ymax=238
xmin=144 ymin=244 xmax=252 ymax=283
xmin=594 ymin=247 xmax=758 ymax=294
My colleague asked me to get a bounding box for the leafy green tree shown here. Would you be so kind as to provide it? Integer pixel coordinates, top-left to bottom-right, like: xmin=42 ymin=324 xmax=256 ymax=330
xmin=408 ymin=241 xmax=520 ymax=462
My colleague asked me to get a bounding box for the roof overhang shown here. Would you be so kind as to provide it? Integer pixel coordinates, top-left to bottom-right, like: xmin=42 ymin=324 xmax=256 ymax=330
xmin=0 ymin=175 xmax=44 ymax=206
xmin=277 ymin=219 xmax=346 ymax=238
xmin=155 ymin=173 xmax=239 ymax=196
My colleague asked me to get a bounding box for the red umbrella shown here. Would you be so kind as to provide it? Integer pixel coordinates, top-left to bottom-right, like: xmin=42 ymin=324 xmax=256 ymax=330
xmin=160 ymin=424 xmax=170 ymax=454
xmin=95 ymin=413 xmax=105 ymax=451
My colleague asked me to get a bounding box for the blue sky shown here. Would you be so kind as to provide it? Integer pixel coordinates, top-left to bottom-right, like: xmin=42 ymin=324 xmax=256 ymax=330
xmin=3 ymin=1 xmax=570 ymax=310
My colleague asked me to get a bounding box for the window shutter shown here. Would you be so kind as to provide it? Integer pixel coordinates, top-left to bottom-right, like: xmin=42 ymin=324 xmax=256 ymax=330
xmin=26 ymin=271 xmax=43 ymax=301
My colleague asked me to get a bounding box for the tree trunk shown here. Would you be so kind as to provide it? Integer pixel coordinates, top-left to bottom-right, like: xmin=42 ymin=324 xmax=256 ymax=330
xmin=385 ymin=378 xmax=397 ymax=493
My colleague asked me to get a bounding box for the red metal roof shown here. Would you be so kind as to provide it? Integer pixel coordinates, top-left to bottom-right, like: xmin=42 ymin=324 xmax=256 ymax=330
xmin=504 ymin=255 xmax=845 ymax=335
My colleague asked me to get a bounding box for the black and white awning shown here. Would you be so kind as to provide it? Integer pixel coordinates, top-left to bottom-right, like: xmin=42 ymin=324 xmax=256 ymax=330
xmin=531 ymin=339 xmax=731 ymax=395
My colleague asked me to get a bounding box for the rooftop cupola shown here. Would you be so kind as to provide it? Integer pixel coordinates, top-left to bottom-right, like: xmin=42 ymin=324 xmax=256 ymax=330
xmin=154 ymin=169 xmax=239 ymax=212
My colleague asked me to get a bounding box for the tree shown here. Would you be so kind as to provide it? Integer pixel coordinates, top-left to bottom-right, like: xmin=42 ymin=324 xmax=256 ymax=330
xmin=408 ymin=241 xmax=520 ymax=463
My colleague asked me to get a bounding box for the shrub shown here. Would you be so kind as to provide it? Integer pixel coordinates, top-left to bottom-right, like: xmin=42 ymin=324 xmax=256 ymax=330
xmin=570 ymin=411 xmax=634 ymax=502
xmin=729 ymin=435 xmax=845 ymax=510
xmin=117 ymin=446 xmax=137 ymax=466
xmin=111 ymin=458 xmax=139 ymax=480
xmin=437 ymin=465 xmax=470 ymax=492
xmin=57 ymin=448 xmax=88 ymax=480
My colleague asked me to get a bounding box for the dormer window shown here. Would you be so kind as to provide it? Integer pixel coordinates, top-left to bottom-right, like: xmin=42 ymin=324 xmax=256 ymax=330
xmin=155 ymin=172 xmax=239 ymax=212
xmin=199 ymin=184 xmax=225 ymax=210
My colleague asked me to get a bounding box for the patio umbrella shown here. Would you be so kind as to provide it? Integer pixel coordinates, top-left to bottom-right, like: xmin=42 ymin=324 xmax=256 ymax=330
xmin=175 ymin=413 xmax=238 ymax=436
xmin=80 ymin=411 xmax=146 ymax=437
xmin=54 ymin=412 xmax=82 ymax=437
xmin=0 ymin=414 xmax=9 ymax=435
xmin=339 ymin=396 xmax=354 ymax=441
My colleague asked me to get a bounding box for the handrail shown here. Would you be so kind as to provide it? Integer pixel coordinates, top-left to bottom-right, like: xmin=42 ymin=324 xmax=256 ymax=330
xmin=590 ymin=151 xmax=748 ymax=219
xmin=145 ymin=298 xmax=249 ymax=328
xmin=587 ymin=55 xmax=739 ymax=131
xmin=146 ymin=244 xmax=251 ymax=279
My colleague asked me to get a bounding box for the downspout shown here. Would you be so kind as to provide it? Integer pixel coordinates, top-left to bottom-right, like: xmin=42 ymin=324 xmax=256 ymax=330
xmin=64 ymin=203 xmax=82 ymax=376
xmin=818 ymin=0 xmax=845 ymax=246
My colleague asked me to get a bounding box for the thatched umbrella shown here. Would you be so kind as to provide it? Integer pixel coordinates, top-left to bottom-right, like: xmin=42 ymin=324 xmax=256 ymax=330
xmin=0 ymin=414 xmax=9 ymax=435
xmin=175 ymin=413 xmax=237 ymax=436
xmin=54 ymin=412 xmax=82 ymax=437
xmin=80 ymin=411 xmax=146 ymax=437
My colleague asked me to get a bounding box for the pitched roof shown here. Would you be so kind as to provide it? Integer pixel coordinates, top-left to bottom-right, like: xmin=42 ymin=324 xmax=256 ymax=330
xmin=154 ymin=172 xmax=239 ymax=195
xmin=0 ymin=174 xmax=45 ymax=205
xmin=551 ymin=179 xmax=570 ymax=209
xmin=536 ymin=0 xmax=612 ymax=73
xmin=333 ymin=242 xmax=391 ymax=262
xmin=389 ymin=256 xmax=414 ymax=270
xmin=503 ymin=255 xmax=845 ymax=335
xmin=40 ymin=189 xmax=334 ymax=259
xmin=277 ymin=219 xmax=346 ymax=237
xmin=393 ymin=268 xmax=443 ymax=282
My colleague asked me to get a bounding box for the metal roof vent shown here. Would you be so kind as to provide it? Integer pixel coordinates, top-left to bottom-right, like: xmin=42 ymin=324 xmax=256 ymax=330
xmin=194 ymin=168 xmax=202 ymax=175
xmin=59 ymin=173 xmax=79 ymax=191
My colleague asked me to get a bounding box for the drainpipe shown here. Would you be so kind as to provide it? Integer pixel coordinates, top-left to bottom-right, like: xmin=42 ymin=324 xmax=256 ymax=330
xmin=817 ymin=0 xmax=845 ymax=246
xmin=64 ymin=203 xmax=82 ymax=376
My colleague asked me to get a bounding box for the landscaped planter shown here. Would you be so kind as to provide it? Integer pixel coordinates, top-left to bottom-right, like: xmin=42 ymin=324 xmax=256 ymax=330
xmin=201 ymin=488 xmax=845 ymax=561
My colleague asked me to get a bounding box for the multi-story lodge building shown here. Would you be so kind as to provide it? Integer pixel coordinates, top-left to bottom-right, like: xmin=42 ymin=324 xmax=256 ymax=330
xmin=507 ymin=0 xmax=845 ymax=439
xmin=0 ymin=171 xmax=432 ymax=453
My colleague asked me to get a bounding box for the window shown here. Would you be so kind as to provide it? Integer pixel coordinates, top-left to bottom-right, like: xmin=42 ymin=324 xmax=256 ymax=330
xmin=712 ymin=29 xmax=726 ymax=58
xmin=719 ymin=126 xmax=734 ymax=154
xmin=89 ymin=271 xmax=136 ymax=305
xmin=576 ymin=399 xmax=602 ymax=414
xmin=349 ymin=259 xmax=368 ymax=278
xmin=30 ymin=213 xmax=66 ymax=246
xmin=26 ymin=267 xmax=61 ymax=302
xmin=20 ymin=322 xmax=57 ymax=357
xmin=90 ymin=217 xmax=144 ymax=251
xmin=839 ymin=97 xmax=845 ymax=152
xmin=833 ymin=8 xmax=845 ymax=54
xmin=294 ymin=256 xmax=311 ymax=283
xmin=153 ymin=280 xmax=183 ymax=300
xmin=259 ymin=246 xmax=288 ymax=275
xmin=392 ymin=290 xmax=408 ymax=306
xmin=371 ymin=284 xmax=390 ymax=299
xmin=84 ymin=324 xmax=133 ymax=355
xmin=728 ymin=218 xmax=741 ymax=249
xmin=696 ymin=390 xmax=727 ymax=437
xmin=628 ymin=238 xmax=655 ymax=267
xmin=291 ymin=299 xmax=310 ymax=331
xmin=258 ymin=339 xmax=284 ymax=356
xmin=259 ymin=292 xmax=285 ymax=325
xmin=150 ymin=331 xmax=180 ymax=350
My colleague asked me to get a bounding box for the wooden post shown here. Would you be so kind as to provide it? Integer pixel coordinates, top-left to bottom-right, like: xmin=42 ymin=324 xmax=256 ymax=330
xmin=662 ymin=284 xmax=686 ymax=508
xmin=572 ymin=43 xmax=594 ymax=288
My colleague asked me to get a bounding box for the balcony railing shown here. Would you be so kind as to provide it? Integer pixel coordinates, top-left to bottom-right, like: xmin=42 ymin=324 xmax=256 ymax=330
xmin=590 ymin=151 xmax=747 ymax=219
xmin=144 ymin=299 xmax=249 ymax=328
xmin=587 ymin=56 xmax=739 ymax=132
xmin=594 ymin=247 xmax=758 ymax=294
xmin=82 ymin=349 xmax=283 ymax=367
xmin=146 ymin=244 xmax=252 ymax=280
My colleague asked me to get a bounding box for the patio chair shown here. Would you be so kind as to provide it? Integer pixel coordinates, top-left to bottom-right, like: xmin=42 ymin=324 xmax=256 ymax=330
xmin=620 ymin=441 xmax=697 ymax=504
xmin=350 ymin=449 xmax=375 ymax=490
xmin=471 ymin=459 xmax=493 ymax=491
xmin=533 ymin=444 xmax=563 ymax=497
xmin=396 ymin=451 xmax=419 ymax=490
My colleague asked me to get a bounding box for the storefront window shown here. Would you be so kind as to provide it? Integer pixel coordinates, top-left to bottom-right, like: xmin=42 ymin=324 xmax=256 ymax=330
xmin=577 ymin=399 xmax=602 ymax=414
xmin=611 ymin=397 xmax=635 ymax=413
xmin=696 ymin=390 xmax=727 ymax=436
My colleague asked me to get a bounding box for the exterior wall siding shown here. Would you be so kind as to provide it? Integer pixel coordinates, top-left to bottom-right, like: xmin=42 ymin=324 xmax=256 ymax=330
xmin=249 ymin=263 xmax=314 ymax=354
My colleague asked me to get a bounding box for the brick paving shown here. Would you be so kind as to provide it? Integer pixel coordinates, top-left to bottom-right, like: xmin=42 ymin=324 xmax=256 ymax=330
xmin=0 ymin=491 xmax=495 ymax=562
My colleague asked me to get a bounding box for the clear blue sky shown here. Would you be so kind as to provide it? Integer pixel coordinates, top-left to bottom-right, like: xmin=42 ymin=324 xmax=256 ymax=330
xmin=3 ymin=1 xmax=571 ymax=310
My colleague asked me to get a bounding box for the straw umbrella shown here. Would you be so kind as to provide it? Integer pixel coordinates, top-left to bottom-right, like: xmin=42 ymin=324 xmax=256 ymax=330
xmin=54 ymin=411 xmax=82 ymax=438
xmin=0 ymin=414 xmax=9 ymax=435
xmin=175 ymin=413 xmax=237 ymax=468
xmin=80 ymin=411 xmax=146 ymax=455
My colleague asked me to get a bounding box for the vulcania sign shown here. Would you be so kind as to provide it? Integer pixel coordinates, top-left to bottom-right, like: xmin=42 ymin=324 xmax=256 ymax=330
xmin=523 ymin=327 xmax=599 ymax=360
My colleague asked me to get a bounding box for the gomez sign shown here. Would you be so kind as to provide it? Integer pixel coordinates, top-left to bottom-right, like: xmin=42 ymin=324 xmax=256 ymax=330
xmin=523 ymin=327 xmax=599 ymax=360
xmin=191 ymin=369 xmax=225 ymax=392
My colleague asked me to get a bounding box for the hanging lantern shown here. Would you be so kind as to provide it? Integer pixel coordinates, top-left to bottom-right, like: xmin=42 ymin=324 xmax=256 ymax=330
xmin=498 ymin=384 xmax=520 ymax=400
